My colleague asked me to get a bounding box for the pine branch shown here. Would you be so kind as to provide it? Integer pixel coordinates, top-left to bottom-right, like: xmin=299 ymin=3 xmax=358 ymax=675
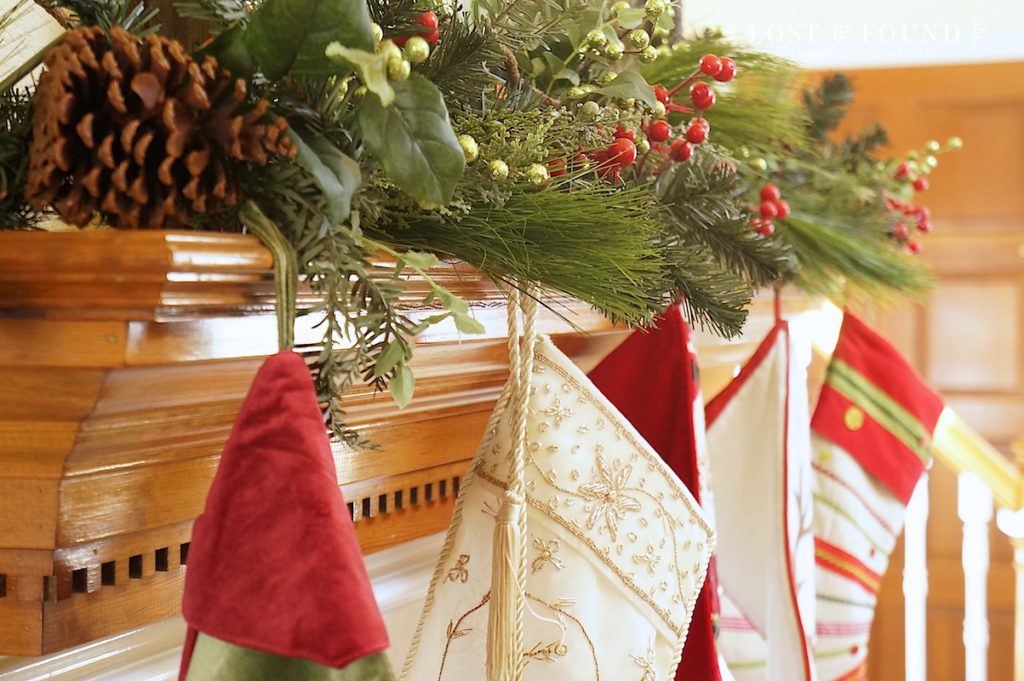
xmin=0 ymin=88 xmax=38 ymax=228
xmin=803 ymin=73 xmax=855 ymax=143
xmin=656 ymin=152 xmax=795 ymax=288
xmin=175 ymin=0 xmax=251 ymax=34
xmin=659 ymin=237 xmax=752 ymax=337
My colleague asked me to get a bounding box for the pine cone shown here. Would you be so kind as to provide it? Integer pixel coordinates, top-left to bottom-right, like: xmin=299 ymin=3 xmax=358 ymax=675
xmin=25 ymin=27 xmax=296 ymax=229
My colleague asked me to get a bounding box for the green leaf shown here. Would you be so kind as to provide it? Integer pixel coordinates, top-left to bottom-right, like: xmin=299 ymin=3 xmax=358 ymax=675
xmin=616 ymin=8 xmax=647 ymax=29
xmin=374 ymin=340 xmax=406 ymax=377
xmin=245 ymin=0 xmax=375 ymax=79
xmin=453 ymin=312 xmax=485 ymax=335
xmin=399 ymin=250 xmax=440 ymax=271
xmin=325 ymin=44 xmax=394 ymax=107
xmin=596 ymin=70 xmax=657 ymax=109
xmin=287 ymin=129 xmax=362 ymax=224
xmin=358 ymin=73 xmax=466 ymax=206
xmin=390 ymin=363 xmax=415 ymax=408
xmin=203 ymin=25 xmax=255 ymax=76
xmin=436 ymin=287 xmax=469 ymax=315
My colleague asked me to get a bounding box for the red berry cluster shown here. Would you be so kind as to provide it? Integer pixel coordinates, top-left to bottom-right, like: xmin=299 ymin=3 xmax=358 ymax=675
xmin=894 ymin=162 xmax=929 ymax=193
xmin=589 ymin=125 xmax=640 ymax=181
xmin=637 ymin=54 xmax=736 ymax=173
xmin=750 ymin=183 xmax=788 ymax=236
xmin=392 ymin=10 xmax=440 ymax=47
xmin=884 ymin=194 xmax=931 ymax=254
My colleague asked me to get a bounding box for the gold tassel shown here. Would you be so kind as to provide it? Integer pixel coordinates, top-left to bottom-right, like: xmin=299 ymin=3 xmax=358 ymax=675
xmin=486 ymin=490 xmax=524 ymax=681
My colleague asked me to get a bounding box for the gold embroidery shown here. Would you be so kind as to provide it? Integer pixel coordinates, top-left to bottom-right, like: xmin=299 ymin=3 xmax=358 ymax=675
xmin=544 ymin=395 xmax=573 ymax=428
xmin=524 ymin=641 xmax=569 ymax=662
xmin=577 ymin=456 xmax=642 ymax=541
xmin=631 ymin=645 xmax=656 ymax=681
xmin=634 ymin=544 xmax=661 ymax=575
xmin=531 ymin=537 xmax=565 ymax=573
xmin=444 ymin=554 xmax=470 ymax=584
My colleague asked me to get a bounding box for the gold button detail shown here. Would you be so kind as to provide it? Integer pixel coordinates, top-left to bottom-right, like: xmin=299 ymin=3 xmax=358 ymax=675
xmin=844 ymin=406 xmax=865 ymax=431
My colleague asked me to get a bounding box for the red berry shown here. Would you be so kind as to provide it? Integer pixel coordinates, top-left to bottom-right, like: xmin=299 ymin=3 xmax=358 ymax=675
xmin=773 ymin=199 xmax=790 ymax=218
xmin=913 ymin=176 xmax=929 ymax=192
xmin=423 ymin=28 xmax=440 ymax=44
xmin=648 ymin=119 xmax=671 ymax=143
xmin=759 ymin=201 xmax=778 ymax=220
xmin=759 ymin=183 xmax=781 ymax=201
xmin=891 ymin=222 xmax=909 ymax=240
xmin=653 ymin=84 xmax=670 ymax=105
xmin=699 ymin=54 xmax=722 ymax=77
xmin=569 ymin=153 xmax=590 ymax=172
xmin=685 ymin=118 xmax=709 ymax=144
xmin=614 ymin=124 xmax=636 ymax=141
xmin=548 ymin=158 xmax=566 ymax=177
xmin=757 ymin=221 xmax=775 ymax=236
xmin=714 ymin=57 xmax=736 ymax=82
xmin=917 ymin=219 xmax=933 ymax=233
xmin=607 ymin=138 xmax=637 ymax=167
xmin=916 ymin=206 xmax=931 ymax=221
xmin=907 ymin=241 xmax=922 ymax=254
xmin=895 ymin=162 xmax=910 ymax=179
xmin=416 ymin=10 xmax=439 ymax=29
xmin=690 ymin=82 xmax=716 ymax=110
xmin=669 ymin=139 xmax=693 ymax=162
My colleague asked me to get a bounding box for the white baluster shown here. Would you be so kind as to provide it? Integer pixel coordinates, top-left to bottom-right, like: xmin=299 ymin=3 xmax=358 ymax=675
xmin=959 ymin=471 xmax=994 ymax=681
xmin=904 ymin=475 xmax=930 ymax=681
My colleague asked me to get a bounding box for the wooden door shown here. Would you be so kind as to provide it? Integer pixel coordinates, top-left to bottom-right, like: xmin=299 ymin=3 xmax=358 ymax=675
xmin=831 ymin=62 xmax=1024 ymax=680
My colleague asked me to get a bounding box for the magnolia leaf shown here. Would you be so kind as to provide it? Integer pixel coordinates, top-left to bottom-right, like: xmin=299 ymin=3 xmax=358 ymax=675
xmin=203 ymin=25 xmax=254 ymax=75
xmin=390 ymin=363 xmax=415 ymax=408
xmin=325 ymin=44 xmax=394 ymax=107
xmin=358 ymin=73 xmax=465 ymax=206
xmin=399 ymin=250 xmax=440 ymax=271
xmin=287 ymin=129 xmax=362 ymax=224
xmin=596 ymin=70 xmax=658 ymax=108
xmin=245 ymin=0 xmax=374 ymax=79
xmin=374 ymin=340 xmax=406 ymax=378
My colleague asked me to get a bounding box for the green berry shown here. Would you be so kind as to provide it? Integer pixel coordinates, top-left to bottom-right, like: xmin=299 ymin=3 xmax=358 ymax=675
xmin=653 ymin=101 xmax=666 ymax=117
xmin=388 ymin=58 xmax=411 ymax=81
xmin=604 ymin=42 xmax=624 ymax=60
xmin=581 ymin=100 xmax=601 ymax=118
xmin=586 ymin=30 xmax=608 ymax=49
xmin=639 ymin=45 xmax=658 ymax=63
xmin=379 ymin=39 xmax=401 ymax=61
xmin=596 ymin=71 xmax=617 ymax=85
xmin=946 ymin=136 xmax=963 ymax=150
xmin=580 ymin=84 xmax=597 ymax=94
xmin=924 ymin=154 xmax=938 ymax=168
xmin=750 ymin=158 xmax=768 ymax=171
xmin=635 ymin=137 xmax=651 ymax=154
xmin=644 ymin=0 xmax=666 ymax=19
xmin=458 ymin=134 xmax=479 ymax=163
xmin=627 ymin=29 xmax=650 ymax=49
xmin=653 ymin=26 xmax=670 ymax=39
xmin=567 ymin=86 xmax=587 ymax=99
xmin=526 ymin=163 xmax=550 ymax=186
xmin=404 ymin=36 xmax=431 ymax=64
xmin=623 ymin=97 xmax=636 ymax=108
xmin=610 ymin=0 xmax=630 ymax=16
xmin=925 ymin=140 xmax=941 ymax=153
xmin=371 ymin=23 xmax=383 ymax=43
xmin=489 ymin=159 xmax=510 ymax=181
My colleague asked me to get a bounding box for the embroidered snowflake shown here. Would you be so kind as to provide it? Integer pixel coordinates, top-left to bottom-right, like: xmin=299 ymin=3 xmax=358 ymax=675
xmin=577 ymin=456 xmax=641 ymax=541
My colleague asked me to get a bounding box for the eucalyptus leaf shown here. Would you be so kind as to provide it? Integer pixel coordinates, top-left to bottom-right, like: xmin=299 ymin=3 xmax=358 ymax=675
xmin=399 ymin=250 xmax=440 ymax=271
xmin=436 ymin=287 xmax=470 ymax=315
xmin=203 ymin=25 xmax=254 ymax=76
xmin=358 ymin=74 xmax=465 ymax=206
xmin=596 ymin=70 xmax=658 ymax=108
xmin=325 ymin=44 xmax=394 ymax=107
xmin=245 ymin=0 xmax=375 ymax=79
xmin=453 ymin=312 xmax=485 ymax=335
xmin=390 ymin=364 xmax=415 ymax=409
xmin=616 ymin=8 xmax=647 ymax=29
xmin=373 ymin=340 xmax=406 ymax=378
xmin=287 ymin=129 xmax=362 ymax=224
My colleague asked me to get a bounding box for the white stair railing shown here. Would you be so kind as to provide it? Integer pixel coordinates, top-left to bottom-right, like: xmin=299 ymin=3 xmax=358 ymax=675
xmin=960 ymin=471 xmax=994 ymax=681
xmin=904 ymin=475 xmax=930 ymax=681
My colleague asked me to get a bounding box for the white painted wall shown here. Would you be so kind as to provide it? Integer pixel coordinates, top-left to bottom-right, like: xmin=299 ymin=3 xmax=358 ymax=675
xmin=682 ymin=0 xmax=1024 ymax=68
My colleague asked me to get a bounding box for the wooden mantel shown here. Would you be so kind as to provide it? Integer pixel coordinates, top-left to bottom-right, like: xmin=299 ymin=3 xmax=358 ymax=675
xmin=0 ymin=230 xmax=628 ymax=656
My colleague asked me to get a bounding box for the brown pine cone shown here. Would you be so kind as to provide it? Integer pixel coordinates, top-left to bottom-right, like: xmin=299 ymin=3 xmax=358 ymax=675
xmin=25 ymin=26 xmax=296 ymax=229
